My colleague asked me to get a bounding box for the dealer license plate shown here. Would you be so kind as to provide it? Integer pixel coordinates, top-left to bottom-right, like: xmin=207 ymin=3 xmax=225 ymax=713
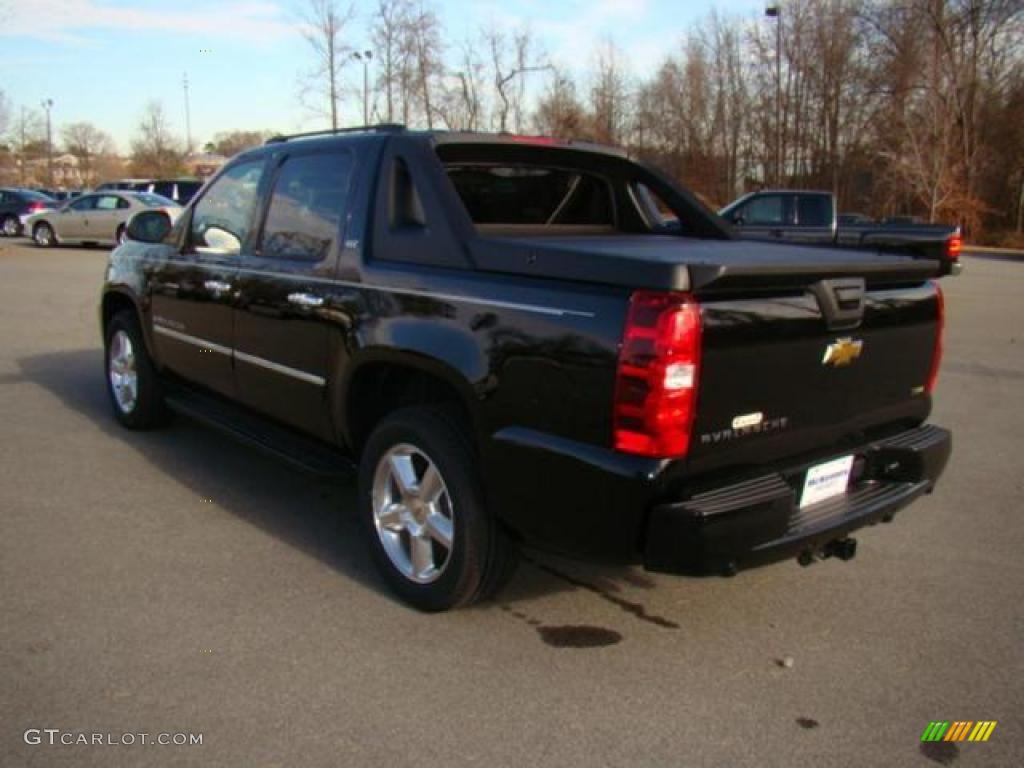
xmin=800 ymin=455 xmax=854 ymax=509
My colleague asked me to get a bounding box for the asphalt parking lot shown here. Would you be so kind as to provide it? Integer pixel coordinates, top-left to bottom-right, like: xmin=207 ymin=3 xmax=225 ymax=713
xmin=1 ymin=238 xmax=1021 ymax=767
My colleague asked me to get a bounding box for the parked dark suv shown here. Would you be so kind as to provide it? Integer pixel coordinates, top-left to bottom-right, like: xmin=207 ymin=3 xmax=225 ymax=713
xmin=0 ymin=188 xmax=57 ymax=237
xmin=102 ymin=126 xmax=951 ymax=611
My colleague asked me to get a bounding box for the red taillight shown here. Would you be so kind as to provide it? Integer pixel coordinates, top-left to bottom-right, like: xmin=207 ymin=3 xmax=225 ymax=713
xmin=926 ymin=281 xmax=944 ymax=394
xmin=27 ymin=202 xmax=46 ymax=213
xmin=613 ymin=291 xmax=702 ymax=458
xmin=946 ymin=231 xmax=962 ymax=260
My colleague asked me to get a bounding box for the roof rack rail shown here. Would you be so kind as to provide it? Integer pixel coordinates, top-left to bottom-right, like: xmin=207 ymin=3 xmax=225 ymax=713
xmin=265 ymin=124 xmax=406 ymax=144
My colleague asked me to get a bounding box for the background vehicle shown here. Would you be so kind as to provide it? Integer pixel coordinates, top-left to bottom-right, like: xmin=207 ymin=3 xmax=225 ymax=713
xmin=102 ymin=127 xmax=951 ymax=611
xmin=96 ymin=179 xmax=154 ymax=191
xmin=28 ymin=191 xmax=179 ymax=247
xmin=0 ymin=188 xmax=57 ymax=237
xmin=138 ymin=179 xmax=203 ymax=205
xmin=838 ymin=213 xmax=873 ymax=225
xmin=719 ymin=190 xmax=962 ymax=275
xmin=95 ymin=178 xmax=203 ymax=205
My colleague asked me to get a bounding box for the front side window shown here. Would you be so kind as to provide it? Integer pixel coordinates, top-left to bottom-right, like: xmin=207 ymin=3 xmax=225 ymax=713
xmin=258 ymin=152 xmax=353 ymax=262
xmin=740 ymin=195 xmax=785 ymax=226
xmin=190 ymin=160 xmax=264 ymax=256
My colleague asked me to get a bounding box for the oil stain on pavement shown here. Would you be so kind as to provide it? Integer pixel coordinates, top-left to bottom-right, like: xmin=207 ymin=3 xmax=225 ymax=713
xmin=528 ymin=559 xmax=680 ymax=629
xmin=499 ymin=605 xmax=623 ymax=649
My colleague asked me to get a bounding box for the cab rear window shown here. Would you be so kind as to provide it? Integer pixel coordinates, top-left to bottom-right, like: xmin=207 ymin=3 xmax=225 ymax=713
xmin=445 ymin=165 xmax=614 ymax=228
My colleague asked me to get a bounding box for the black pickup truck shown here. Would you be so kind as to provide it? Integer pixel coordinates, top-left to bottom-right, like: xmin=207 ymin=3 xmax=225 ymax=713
xmin=719 ymin=189 xmax=962 ymax=276
xmin=101 ymin=127 xmax=951 ymax=610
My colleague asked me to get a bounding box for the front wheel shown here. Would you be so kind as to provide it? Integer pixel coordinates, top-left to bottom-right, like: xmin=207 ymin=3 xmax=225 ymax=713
xmin=32 ymin=222 xmax=55 ymax=247
xmin=104 ymin=311 xmax=167 ymax=429
xmin=358 ymin=407 xmax=517 ymax=611
xmin=116 ymin=224 xmax=127 ymax=246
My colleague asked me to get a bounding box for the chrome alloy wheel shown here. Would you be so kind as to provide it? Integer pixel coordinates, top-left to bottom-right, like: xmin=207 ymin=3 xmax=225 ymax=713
xmin=371 ymin=444 xmax=455 ymax=584
xmin=108 ymin=330 xmax=138 ymax=414
xmin=1 ymin=216 xmax=18 ymax=236
xmin=34 ymin=223 xmax=54 ymax=246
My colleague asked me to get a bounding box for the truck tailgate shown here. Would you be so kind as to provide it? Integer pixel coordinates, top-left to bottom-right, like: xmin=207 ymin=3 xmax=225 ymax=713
xmin=689 ymin=281 xmax=940 ymax=472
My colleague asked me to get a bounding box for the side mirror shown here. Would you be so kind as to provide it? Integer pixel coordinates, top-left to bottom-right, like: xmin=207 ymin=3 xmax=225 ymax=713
xmin=732 ymin=214 xmax=745 ymax=226
xmin=126 ymin=210 xmax=172 ymax=243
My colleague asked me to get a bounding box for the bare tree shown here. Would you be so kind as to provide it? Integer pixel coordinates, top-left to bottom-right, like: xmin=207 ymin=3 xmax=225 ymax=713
xmin=371 ymin=0 xmax=414 ymax=123
xmin=484 ymin=24 xmax=551 ymax=132
xmin=9 ymin=108 xmax=45 ymax=185
xmin=299 ymin=0 xmax=356 ymax=129
xmin=0 ymin=89 xmax=10 ymax=140
xmin=209 ymin=130 xmax=277 ymax=158
xmin=534 ymin=71 xmax=586 ymax=137
xmin=588 ymin=39 xmax=630 ymax=145
xmin=130 ymin=102 xmax=186 ymax=177
xmin=404 ymin=1 xmax=444 ymax=128
xmin=61 ymin=122 xmax=114 ymax=186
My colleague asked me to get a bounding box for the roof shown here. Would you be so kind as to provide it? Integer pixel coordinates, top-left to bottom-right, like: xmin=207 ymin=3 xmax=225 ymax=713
xmin=260 ymin=124 xmax=629 ymax=158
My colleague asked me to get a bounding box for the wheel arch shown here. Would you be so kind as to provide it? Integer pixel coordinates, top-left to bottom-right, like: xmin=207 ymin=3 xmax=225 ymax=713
xmin=339 ymin=350 xmax=484 ymax=456
xmin=100 ymin=288 xmax=157 ymax=362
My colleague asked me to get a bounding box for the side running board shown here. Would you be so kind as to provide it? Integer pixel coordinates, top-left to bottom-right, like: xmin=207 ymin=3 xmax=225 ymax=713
xmin=164 ymin=385 xmax=355 ymax=483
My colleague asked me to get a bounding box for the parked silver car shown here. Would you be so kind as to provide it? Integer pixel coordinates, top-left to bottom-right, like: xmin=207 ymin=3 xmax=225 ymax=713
xmin=25 ymin=191 xmax=181 ymax=247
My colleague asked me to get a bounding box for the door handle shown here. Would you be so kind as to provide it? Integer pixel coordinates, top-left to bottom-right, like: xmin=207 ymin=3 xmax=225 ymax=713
xmin=204 ymin=280 xmax=232 ymax=293
xmin=288 ymin=292 xmax=324 ymax=308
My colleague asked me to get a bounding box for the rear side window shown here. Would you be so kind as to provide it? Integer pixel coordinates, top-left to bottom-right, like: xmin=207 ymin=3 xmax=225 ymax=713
xmin=797 ymin=195 xmax=831 ymax=226
xmin=190 ymin=160 xmax=264 ymax=256
xmin=70 ymin=196 xmax=97 ymax=211
xmin=445 ymin=165 xmax=614 ymax=228
xmin=95 ymin=196 xmax=120 ymax=211
xmin=258 ymin=152 xmax=353 ymax=262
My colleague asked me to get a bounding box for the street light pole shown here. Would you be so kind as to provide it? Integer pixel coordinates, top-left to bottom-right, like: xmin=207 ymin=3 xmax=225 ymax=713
xmin=41 ymin=99 xmax=54 ymax=188
xmin=353 ymin=50 xmax=373 ymax=125
xmin=183 ymin=72 xmax=193 ymax=154
xmin=765 ymin=3 xmax=782 ymax=186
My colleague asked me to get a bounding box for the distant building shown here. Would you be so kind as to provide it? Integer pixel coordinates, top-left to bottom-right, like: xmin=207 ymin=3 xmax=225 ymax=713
xmin=23 ymin=153 xmax=85 ymax=188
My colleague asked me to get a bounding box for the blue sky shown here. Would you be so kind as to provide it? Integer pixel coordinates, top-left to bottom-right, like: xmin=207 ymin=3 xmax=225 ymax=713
xmin=3 ymin=0 xmax=764 ymax=153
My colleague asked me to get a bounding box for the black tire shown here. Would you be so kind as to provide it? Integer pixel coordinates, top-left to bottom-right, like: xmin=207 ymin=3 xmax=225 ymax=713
xmin=1 ymin=214 xmax=19 ymax=237
xmin=358 ymin=406 xmax=517 ymax=611
xmin=104 ymin=310 xmax=168 ymax=430
xmin=115 ymin=224 xmax=127 ymax=246
xmin=32 ymin=222 xmax=55 ymax=247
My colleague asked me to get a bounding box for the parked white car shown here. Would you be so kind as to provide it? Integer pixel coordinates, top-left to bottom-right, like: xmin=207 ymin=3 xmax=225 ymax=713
xmin=25 ymin=191 xmax=181 ymax=247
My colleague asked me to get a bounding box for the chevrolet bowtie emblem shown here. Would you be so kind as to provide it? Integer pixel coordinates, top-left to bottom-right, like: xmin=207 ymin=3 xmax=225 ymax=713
xmin=822 ymin=337 xmax=863 ymax=367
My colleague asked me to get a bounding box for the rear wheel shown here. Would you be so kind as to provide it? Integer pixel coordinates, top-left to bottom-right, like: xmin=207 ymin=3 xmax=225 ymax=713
xmin=1 ymin=215 xmax=19 ymax=237
xmin=32 ymin=222 xmax=55 ymax=247
xmin=104 ymin=310 xmax=167 ymax=429
xmin=358 ymin=406 xmax=517 ymax=611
